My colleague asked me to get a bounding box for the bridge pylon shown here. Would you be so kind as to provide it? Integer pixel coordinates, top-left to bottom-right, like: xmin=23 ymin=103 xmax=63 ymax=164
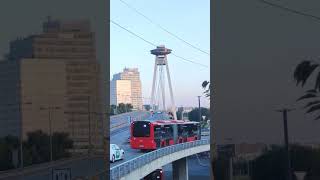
xmin=150 ymin=45 xmax=177 ymax=120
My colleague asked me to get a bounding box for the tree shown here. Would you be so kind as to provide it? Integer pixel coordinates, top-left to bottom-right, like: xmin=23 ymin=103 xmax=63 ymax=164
xmin=0 ymin=135 xmax=19 ymax=170
xmin=202 ymin=80 xmax=212 ymax=98
xmin=117 ymin=103 xmax=126 ymax=113
xmin=52 ymin=132 xmax=73 ymax=160
xmin=251 ymin=144 xmax=320 ymax=180
xmin=125 ymin=103 xmax=133 ymax=112
xmin=176 ymin=107 xmax=184 ymax=120
xmin=294 ymin=60 xmax=320 ymax=119
xmin=24 ymin=130 xmax=73 ymax=166
xmin=188 ymin=107 xmax=210 ymax=123
xmin=214 ymin=155 xmax=230 ymax=180
xmin=110 ymin=105 xmax=117 ymax=115
xmin=114 ymin=103 xmax=133 ymax=114
xmin=144 ymin=105 xmax=151 ymax=111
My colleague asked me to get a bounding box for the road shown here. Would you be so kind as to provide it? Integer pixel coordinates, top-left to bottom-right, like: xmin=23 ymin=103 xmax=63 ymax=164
xmin=110 ymin=111 xmax=152 ymax=167
xmin=110 ymin=113 xmax=211 ymax=179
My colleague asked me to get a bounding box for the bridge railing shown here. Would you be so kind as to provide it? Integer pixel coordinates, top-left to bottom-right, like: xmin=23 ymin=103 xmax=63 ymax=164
xmin=109 ymin=139 xmax=210 ymax=180
xmin=109 ymin=111 xmax=151 ymax=132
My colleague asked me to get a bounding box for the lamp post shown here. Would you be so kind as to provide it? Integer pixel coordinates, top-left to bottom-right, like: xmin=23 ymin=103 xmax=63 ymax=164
xmin=7 ymin=101 xmax=32 ymax=170
xmin=40 ymin=106 xmax=61 ymax=162
xmin=64 ymin=111 xmax=76 ymax=154
xmin=198 ymin=96 xmax=202 ymax=135
xmin=276 ymin=108 xmax=294 ymax=180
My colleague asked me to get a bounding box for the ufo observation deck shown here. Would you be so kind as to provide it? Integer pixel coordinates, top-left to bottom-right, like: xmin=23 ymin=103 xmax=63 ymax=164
xmin=150 ymin=45 xmax=172 ymax=56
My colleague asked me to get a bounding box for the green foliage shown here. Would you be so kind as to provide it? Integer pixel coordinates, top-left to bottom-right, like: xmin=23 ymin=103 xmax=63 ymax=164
xmin=23 ymin=130 xmax=73 ymax=165
xmin=214 ymin=156 xmax=230 ymax=180
xmin=188 ymin=107 xmax=210 ymax=123
xmin=144 ymin=105 xmax=151 ymax=111
xmin=0 ymin=136 xmax=19 ymax=170
xmin=112 ymin=103 xmax=134 ymax=114
xmin=176 ymin=108 xmax=183 ymax=120
xmin=294 ymin=60 xmax=320 ymax=120
xmin=24 ymin=130 xmax=50 ymax=164
xmin=110 ymin=105 xmax=117 ymax=115
xmin=202 ymin=80 xmax=212 ymax=98
xmin=52 ymin=132 xmax=73 ymax=160
xmin=294 ymin=61 xmax=319 ymax=88
xmin=251 ymin=145 xmax=320 ymax=180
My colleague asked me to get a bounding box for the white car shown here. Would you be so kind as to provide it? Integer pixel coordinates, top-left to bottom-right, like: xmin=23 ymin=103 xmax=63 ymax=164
xmin=110 ymin=144 xmax=125 ymax=163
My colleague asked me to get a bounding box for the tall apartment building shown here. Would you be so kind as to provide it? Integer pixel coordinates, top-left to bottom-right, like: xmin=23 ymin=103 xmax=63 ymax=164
xmin=110 ymin=80 xmax=132 ymax=105
xmin=111 ymin=68 xmax=143 ymax=110
xmin=0 ymin=17 xmax=104 ymax=151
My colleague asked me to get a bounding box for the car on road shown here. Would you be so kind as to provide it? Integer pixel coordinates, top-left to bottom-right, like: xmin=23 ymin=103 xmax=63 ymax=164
xmin=110 ymin=144 xmax=125 ymax=163
xmin=144 ymin=169 xmax=163 ymax=180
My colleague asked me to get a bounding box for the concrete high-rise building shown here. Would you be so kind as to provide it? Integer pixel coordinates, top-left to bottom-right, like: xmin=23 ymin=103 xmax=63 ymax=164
xmin=0 ymin=17 xmax=104 ymax=151
xmin=111 ymin=68 xmax=143 ymax=110
xmin=110 ymin=80 xmax=132 ymax=105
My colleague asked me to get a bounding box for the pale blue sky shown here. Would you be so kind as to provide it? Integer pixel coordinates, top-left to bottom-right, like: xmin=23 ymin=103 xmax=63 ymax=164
xmin=110 ymin=0 xmax=210 ymax=107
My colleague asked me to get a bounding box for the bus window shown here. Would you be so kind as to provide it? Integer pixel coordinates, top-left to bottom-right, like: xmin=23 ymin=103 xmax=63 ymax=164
xmin=178 ymin=124 xmax=183 ymax=136
xmin=186 ymin=124 xmax=195 ymax=137
xmin=163 ymin=125 xmax=173 ymax=139
xmin=182 ymin=125 xmax=188 ymax=137
xmin=154 ymin=125 xmax=162 ymax=139
xmin=132 ymin=121 xmax=150 ymax=137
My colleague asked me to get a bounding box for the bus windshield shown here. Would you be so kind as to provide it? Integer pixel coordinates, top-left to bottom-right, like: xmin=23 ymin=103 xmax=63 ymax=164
xmin=132 ymin=121 xmax=150 ymax=137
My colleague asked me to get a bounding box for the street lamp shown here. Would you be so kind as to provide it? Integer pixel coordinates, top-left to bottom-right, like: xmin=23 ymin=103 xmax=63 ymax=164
xmin=6 ymin=101 xmax=32 ymax=170
xmin=40 ymin=106 xmax=61 ymax=162
xmin=276 ymin=108 xmax=294 ymax=180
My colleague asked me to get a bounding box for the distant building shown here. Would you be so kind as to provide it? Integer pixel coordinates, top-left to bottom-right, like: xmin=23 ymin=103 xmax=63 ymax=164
xmin=0 ymin=17 xmax=104 ymax=151
xmin=110 ymin=80 xmax=132 ymax=105
xmin=111 ymin=68 xmax=143 ymax=110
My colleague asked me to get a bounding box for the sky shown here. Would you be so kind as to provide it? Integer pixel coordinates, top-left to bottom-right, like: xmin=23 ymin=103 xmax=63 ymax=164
xmin=214 ymin=0 xmax=320 ymax=144
xmin=110 ymin=0 xmax=210 ymax=108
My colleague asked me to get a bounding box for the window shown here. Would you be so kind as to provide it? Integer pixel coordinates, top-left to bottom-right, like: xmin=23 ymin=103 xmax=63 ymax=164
xmin=132 ymin=121 xmax=150 ymax=137
xmin=154 ymin=125 xmax=161 ymax=139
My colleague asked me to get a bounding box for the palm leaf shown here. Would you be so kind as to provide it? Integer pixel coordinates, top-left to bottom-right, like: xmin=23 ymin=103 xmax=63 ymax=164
xmin=303 ymin=100 xmax=320 ymax=109
xmin=296 ymin=93 xmax=317 ymax=101
xmin=306 ymin=104 xmax=320 ymax=113
xmin=294 ymin=61 xmax=319 ymax=87
xmin=294 ymin=61 xmax=310 ymax=85
xmin=303 ymin=64 xmax=318 ymax=86
xmin=314 ymin=114 xmax=320 ymax=120
xmin=202 ymin=81 xmax=210 ymax=89
xmin=315 ymin=71 xmax=320 ymax=91
xmin=305 ymin=89 xmax=317 ymax=94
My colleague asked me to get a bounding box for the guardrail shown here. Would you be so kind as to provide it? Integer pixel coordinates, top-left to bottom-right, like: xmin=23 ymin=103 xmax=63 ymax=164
xmin=110 ymin=111 xmax=150 ymax=133
xmin=109 ymin=139 xmax=210 ymax=180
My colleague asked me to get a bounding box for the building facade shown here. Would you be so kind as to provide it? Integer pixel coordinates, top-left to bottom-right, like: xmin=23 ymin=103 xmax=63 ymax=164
xmin=110 ymin=80 xmax=132 ymax=105
xmin=0 ymin=17 xmax=104 ymax=152
xmin=111 ymin=68 xmax=143 ymax=110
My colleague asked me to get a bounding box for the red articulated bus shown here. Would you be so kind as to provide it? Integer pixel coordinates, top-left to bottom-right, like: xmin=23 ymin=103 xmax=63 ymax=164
xmin=130 ymin=115 xmax=201 ymax=150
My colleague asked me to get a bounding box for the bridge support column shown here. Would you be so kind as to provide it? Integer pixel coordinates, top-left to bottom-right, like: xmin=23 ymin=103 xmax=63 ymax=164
xmin=172 ymin=157 xmax=188 ymax=180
